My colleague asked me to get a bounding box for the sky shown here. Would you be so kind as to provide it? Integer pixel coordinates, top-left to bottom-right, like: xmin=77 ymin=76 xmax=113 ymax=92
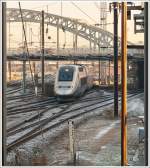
xmin=6 ymin=1 xmax=144 ymax=50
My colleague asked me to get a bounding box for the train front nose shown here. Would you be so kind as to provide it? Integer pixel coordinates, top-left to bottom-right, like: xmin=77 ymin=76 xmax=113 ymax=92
xmin=55 ymin=84 xmax=74 ymax=96
xmin=55 ymin=66 xmax=75 ymax=97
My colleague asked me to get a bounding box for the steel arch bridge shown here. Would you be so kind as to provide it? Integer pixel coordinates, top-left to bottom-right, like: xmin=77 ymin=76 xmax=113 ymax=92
xmin=7 ymin=8 xmax=126 ymax=50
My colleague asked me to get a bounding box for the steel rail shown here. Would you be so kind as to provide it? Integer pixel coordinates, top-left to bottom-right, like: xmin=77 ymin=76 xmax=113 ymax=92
xmin=7 ymin=92 xmax=141 ymax=152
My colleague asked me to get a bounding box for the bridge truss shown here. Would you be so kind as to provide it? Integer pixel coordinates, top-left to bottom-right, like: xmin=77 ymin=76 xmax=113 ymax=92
xmin=7 ymin=8 xmax=123 ymax=52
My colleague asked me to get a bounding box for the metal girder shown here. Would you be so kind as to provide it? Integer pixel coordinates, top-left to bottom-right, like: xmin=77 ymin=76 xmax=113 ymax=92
xmin=7 ymin=8 xmax=127 ymax=48
xmin=7 ymin=53 xmax=144 ymax=61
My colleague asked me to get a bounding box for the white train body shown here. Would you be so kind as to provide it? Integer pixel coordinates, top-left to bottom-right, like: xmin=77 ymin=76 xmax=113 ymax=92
xmin=54 ymin=64 xmax=93 ymax=101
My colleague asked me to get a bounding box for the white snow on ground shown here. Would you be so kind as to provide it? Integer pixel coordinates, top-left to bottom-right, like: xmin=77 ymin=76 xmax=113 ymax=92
xmin=127 ymin=95 xmax=144 ymax=117
xmin=94 ymin=120 xmax=120 ymax=140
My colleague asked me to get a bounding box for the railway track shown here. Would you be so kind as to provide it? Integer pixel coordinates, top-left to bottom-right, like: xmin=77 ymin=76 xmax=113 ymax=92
xmin=7 ymin=91 xmax=36 ymax=100
xmin=7 ymin=94 xmax=114 ymax=134
xmin=6 ymin=88 xmax=142 ymax=116
xmin=7 ymin=93 xmax=114 ymax=135
xmin=7 ymin=96 xmax=56 ymax=110
xmin=6 ymin=92 xmax=142 ymax=152
xmin=7 ymin=93 xmax=114 ymax=116
xmin=7 ymin=89 xmax=142 ymax=115
xmin=6 ymin=87 xmax=23 ymax=95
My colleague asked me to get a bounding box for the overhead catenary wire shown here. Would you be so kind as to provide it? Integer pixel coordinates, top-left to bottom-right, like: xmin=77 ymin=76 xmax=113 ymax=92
xmin=70 ymin=2 xmax=97 ymax=24
xmin=29 ymin=3 xmax=58 ymax=11
xmin=18 ymin=2 xmax=35 ymax=87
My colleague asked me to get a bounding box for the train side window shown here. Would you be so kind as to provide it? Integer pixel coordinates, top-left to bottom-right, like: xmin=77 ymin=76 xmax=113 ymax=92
xmin=79 ymin=67 xmax=83 ymax=72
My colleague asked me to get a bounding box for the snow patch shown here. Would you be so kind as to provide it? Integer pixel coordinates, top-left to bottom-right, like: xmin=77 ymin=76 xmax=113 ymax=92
xmin=128 ymin=98 xmax=144 ymax=117
xmin=94 ymin=120 xmax=119 ymax=140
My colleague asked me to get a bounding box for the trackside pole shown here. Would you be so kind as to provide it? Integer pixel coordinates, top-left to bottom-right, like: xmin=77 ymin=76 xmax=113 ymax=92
xmin=113 ymin=2 xmax=119 ymax=118
xmin=99 ymin=59 xmax=100 ymax=86
xmin=8 ymin=61 xmax=11 ymax=81
xmin=22 ymin=60 xmax=26 ymax=93
xmin=41 ymin=10 xmax=45 ymax=94
xmin=34 ymin=73 xmax=38 ymax=96
xmin=144 ymin=2 xmax=148 ymax=165
xmin=2 ymin=2 xmax=7 ymax=165
xmin=68 ymin=120 xmax=76 ymax=165
xmin=121 ymin=2 xmax=128 ymax=166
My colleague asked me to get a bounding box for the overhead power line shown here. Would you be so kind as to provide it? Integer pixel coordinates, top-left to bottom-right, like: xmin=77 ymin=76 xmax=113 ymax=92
xmin=18 ymin=2 xmax=35 ymax=86
xmin=70 ymin=2 xmax=97 ymax=24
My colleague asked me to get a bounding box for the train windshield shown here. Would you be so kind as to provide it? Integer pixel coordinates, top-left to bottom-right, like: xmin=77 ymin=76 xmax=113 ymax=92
xmin=58 ymin=66 xmax=74 ymax=81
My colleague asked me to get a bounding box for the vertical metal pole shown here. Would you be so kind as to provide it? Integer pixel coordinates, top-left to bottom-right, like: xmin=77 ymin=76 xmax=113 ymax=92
xmin=109 ymin=60 xmax=111 ymax=85
xmin=121 ymin=2 xmax=127 ymax=166
xmin=9 ymin=20 xmax=10 ymax=50
xmin=57 ymin=21 xmax=59 ymax=54
xmin=8 ymin=61 xmax=11 ymax=81
xmin=34 ymin=67 xmax=38 ymax=97
xmin=22 ymin=22 xmax=26 ymax=93
xmin=94 ymin=33 xmax=96 ymax=52
xmin=57 ymin=21 xmax=59 ymax=67
xmin=89 ymin=30 xmax=92 ymax=52
xmin=73 ymin=34 xmax=75 ymax=51
xmin=99 ymin=59 xmax=100 ymax=85
xmin=104 ymin=62 xmax=106 ymax=85
xmin=113 ymin=2 xmax=118 ymax=117
xmin=2 ymin=2 xmax=7 ymax=165
xmin=32 ymin=62 xmax=35 ymax=75
xmin=22 ymin=21 xmax=24 ymax=51
xmin=75 ymin=24 xmax=77 ymax=52
xmin=41 ymin=11 xmax=45 ymax=94
xmin=40 ymin=23 xmax=42 ymax=51
xmin=144 ymin=2 xmax=148 ymax=166
xmin=98 ymin=46 xmax=100 ymax=54
xmin=89 ymin=39 xmax=92 ymax=51
xmin=22 ymin=60 xmax=26 ymax=93
xmin=29 ymin=26 xmax=30 ymax=44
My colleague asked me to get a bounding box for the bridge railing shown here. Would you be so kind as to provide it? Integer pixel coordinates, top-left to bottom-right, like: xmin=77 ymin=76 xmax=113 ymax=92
xmin=7 ymin=47 xmax=144 ymax=58
xmin=7 ymin=47 xmax=114 ymax=56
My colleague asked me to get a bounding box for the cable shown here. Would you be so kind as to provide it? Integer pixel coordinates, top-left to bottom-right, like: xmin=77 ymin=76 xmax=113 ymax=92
xmin=70 ymin=2 xmax=97 ymax=24
xmin=95 ymin=23 xmax=114 ymax=26
xmin=46 ymin=5 xmax=49 ymax=34
xmin=30 ymin=3 xmax=58 ymax=10
xmin=18 ymin=2 xmax=35 ymax=86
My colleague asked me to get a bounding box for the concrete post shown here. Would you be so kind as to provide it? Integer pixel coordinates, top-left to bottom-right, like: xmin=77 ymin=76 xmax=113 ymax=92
xmin=68 ymin=120 xmax=76 ymax=165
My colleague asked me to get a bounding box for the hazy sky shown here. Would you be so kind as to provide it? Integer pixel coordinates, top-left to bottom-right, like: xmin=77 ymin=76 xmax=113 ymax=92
xmin=7 ymin=1 xmax=144 ymax=49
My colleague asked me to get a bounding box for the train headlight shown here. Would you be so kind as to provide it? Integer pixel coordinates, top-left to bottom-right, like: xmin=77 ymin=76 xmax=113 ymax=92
xmin=128 ymin=65 xmax=132 ymax=70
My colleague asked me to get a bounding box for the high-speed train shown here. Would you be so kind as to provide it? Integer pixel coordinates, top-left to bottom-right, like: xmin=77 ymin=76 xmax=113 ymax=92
xmin=54 ymin=64 xmax=93 ymax=101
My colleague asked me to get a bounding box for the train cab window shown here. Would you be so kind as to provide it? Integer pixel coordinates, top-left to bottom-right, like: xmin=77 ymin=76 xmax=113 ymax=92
xmin=58 ymin=66 xmax=74 ymax=81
